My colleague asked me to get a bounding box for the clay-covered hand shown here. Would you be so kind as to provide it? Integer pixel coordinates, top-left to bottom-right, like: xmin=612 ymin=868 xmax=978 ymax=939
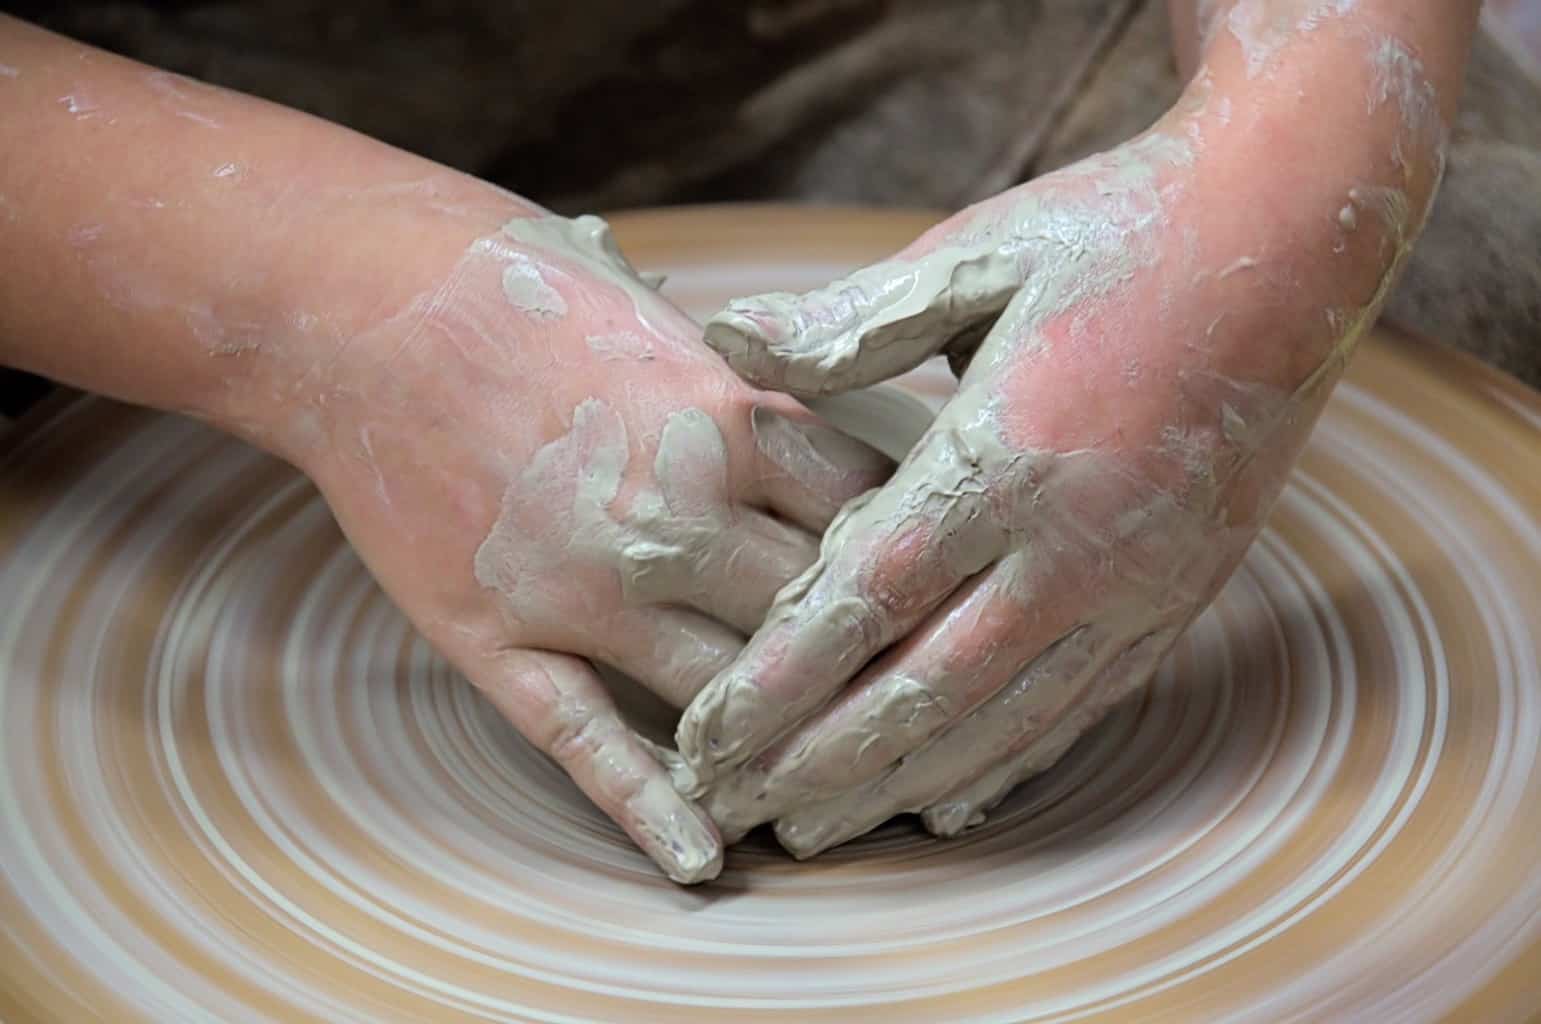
xmin=280 ymin=210 xmax=890 ymax=882
xmin=675 ymin=29 xmax=1445 ymax=856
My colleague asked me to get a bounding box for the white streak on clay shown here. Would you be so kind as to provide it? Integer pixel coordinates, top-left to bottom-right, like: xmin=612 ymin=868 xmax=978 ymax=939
xmin=0 ymin=62 xmax=19 ymax=79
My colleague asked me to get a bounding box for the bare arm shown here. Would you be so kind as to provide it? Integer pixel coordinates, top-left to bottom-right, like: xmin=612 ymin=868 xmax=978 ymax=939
xmin=0 ymin=15 xmax=526 ymax=453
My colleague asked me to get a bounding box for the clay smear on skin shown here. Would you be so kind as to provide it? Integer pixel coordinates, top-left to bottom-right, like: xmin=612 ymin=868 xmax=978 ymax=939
xmin=472 ymin=398 xmax=742 ymax=616
xmin=500 ymin=215 xmax=674 ymax=337
xmin=683 ymin=6 xmax=1450 ymax=850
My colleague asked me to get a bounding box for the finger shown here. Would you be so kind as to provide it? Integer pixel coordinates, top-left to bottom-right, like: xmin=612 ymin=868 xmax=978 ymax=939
xmin=921 ymin=630 xmax=1176 ymax=837
xmin=619 ymin=506 xmax=819 ymax=636
xmin=599 ymin=607 xmax=745 ymax=709
xmin=698 ymin=552 xmax=1088 ymax=832
xmin=470 ymin=647 xmax=722 ymax=883
xmin=704 ymin=511 xmax=821 ymax=633
xmin=748 ymin=405 xmax=893 ymax=533
xmin=703 ymin=232 xmax=1027 ymax=397
xmin=676 ymin=428 xmax=1010 ymax=791
xmin=774 ymin=627 xmax=1174 ymax=859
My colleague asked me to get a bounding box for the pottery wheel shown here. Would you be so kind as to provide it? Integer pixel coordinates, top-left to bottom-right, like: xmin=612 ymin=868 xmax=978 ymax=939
xmin=3 ymin=207 xmax=1540 ymax=1022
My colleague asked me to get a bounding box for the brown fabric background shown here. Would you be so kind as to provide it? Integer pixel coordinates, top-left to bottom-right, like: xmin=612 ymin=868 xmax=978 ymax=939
xmin=4 ymin=0 xmax=1540 ymax=408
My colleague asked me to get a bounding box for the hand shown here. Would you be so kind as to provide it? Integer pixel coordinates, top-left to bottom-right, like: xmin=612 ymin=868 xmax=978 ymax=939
xmin=274 ymin=209 xmax=890 ymax=881
xmin=674 ymin=35 xmax=1445 ymax=856
xmin=0 ymin=16 xmax=893 ymax=882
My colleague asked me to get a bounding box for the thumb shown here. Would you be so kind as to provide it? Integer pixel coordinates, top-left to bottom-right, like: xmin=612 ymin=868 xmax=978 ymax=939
xmin=704 ymin=236 xmax=1026 ymax=397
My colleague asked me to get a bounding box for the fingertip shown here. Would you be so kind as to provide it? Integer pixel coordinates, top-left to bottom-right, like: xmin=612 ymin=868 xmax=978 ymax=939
xmin=632 ymin=777 xmax=724 ymax=885
xmin=773 ymin=815 xmax=835 ymax=861
xmin=705 ymin=305 xmax=781 ymax=386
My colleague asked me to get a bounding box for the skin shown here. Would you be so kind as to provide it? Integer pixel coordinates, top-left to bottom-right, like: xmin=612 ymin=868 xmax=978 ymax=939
xmin=675 ymin=0 xmax=1482 ymax=859
xmin=0 ymin=5 xmax=1485 ymax=883
xmin=0 ymin=17 xmax=892 ymax=883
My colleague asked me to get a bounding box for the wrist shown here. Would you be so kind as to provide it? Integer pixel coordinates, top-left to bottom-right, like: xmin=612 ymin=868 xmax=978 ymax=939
xmin=201 ymin=175 xmax=537 ymax=473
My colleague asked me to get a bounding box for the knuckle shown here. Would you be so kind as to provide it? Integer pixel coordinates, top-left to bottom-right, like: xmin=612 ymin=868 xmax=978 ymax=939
xmin=543 ymin=703 xmax=606 ymax=767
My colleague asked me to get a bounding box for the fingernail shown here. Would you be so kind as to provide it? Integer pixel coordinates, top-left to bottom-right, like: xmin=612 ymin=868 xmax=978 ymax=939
xmin=921 ymin=803 xmax=983 ymax=838
xmin=774 ymin=813 xmax=848 ymax=860
xmin=634 ymin=777 xmax=723 ymax=884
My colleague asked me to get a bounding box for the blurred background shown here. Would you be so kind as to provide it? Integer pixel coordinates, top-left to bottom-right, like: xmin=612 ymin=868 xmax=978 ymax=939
xmin=2 ymin=0 xmax=1538 ymax=423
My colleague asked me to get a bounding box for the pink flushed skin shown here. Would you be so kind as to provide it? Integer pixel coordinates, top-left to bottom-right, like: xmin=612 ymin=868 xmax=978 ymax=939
xmin=677 ymin=0 xmax=1457 ymax=858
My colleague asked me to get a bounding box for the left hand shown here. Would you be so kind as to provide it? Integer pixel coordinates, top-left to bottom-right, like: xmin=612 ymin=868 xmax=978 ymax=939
xmin=672 ymin=13 xmax=1447 ymax=856
xmin=277 ymin=208 xmax=891 ymax=882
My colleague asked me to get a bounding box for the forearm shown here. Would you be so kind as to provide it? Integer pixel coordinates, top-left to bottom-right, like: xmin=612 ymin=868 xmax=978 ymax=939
xmin=1153 ymin=0 xmax=1480 ymax=391
xmin=0 ymin=16 xmax=530 ymax=447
